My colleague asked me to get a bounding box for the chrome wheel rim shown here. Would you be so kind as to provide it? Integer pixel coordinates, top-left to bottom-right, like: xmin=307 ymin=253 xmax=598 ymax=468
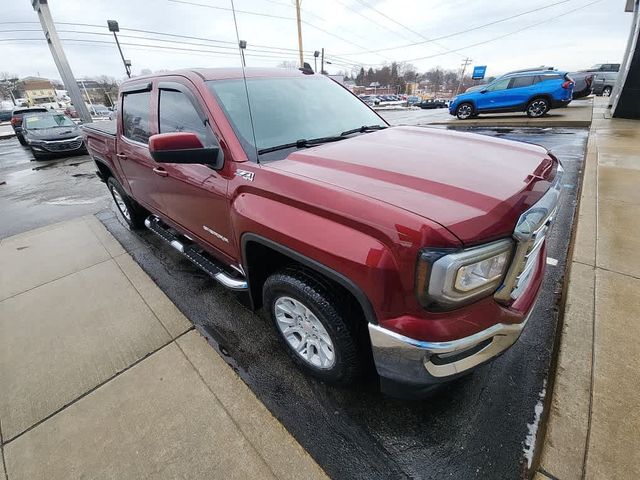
xmin=603 ymin=88 xmax=611 ymax=97
xmin=111 ymin=186 xmax=131 ymax=221
xmin=528 ymin=100 xmax=548 ymax=117
xmin=274 ymin=296 xmax=335 ymax=369
xmin=457 ymin=104 xmax=472 ymax=119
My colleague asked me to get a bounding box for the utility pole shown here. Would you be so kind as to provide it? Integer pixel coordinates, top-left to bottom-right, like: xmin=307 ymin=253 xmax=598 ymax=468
xmin=295 ymin=0 xmax=303 ymax=67
xmin=454 ymin=57 xmax=472 ymax=97
xmin=320 ymin=48 xmax=324 ymax=74
xmin=32 ymin=0 xmax=92 ymax=123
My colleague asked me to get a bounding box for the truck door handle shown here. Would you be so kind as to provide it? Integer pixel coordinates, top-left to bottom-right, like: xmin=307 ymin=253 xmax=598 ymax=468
xmin=116 ymin=153 xmax=127 ymax=160
xmin=152 ymin=167 xmax=169 ymax=177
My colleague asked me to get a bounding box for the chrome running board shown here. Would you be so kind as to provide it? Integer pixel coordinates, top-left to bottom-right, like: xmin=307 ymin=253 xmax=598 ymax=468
xmin=144 ymin=216 xmax=248 ymax=291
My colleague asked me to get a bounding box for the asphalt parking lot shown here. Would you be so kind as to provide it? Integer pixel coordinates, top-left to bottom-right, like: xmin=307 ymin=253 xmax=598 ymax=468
xmin=0 ymin=137 xmax=110 ymax=238
xmin=0 ymin=115 xmax=588 ymax=479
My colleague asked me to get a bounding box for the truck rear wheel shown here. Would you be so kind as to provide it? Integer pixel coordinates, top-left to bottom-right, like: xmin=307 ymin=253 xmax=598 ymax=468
xmin=107 ymin=176 xmax=146 ymax=230
xmin=263 ymin=268 xmax=362 ymax=385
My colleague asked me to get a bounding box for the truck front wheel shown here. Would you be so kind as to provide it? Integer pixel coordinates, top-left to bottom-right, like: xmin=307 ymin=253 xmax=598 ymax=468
xmin=263 ymin=268 xmax=362 ymax=385
xmin=107 ymin=176 xmax=146 ymax=230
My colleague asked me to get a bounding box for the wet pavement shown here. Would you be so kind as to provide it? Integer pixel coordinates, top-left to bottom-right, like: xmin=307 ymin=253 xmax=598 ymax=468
xmin=0 ymin=136 xmax=111 ymax=238
xmin=91 ymin=124 xmax=588 ymax=478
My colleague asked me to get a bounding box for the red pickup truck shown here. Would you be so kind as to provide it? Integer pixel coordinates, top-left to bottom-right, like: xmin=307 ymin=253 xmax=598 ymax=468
xmin=83 ymin=68 xmax=562 ymax=396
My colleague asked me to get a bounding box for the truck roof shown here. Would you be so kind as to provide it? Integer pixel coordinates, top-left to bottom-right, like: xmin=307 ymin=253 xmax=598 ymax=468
xmin=122 ymin=67 xmax=309 ymax=85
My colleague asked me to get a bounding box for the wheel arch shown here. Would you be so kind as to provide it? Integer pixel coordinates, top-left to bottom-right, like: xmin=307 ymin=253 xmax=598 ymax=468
xmin=241 ymin=233 xmax=378 ymax=325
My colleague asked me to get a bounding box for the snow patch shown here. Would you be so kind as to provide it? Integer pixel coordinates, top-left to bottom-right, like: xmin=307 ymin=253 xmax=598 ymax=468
xmin=523 ymin=379 xmax=547 ymax=469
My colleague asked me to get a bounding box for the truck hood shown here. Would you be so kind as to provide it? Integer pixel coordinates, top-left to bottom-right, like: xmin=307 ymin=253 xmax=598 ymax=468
xmin=270 ymin=126 xmax=555 ymax=245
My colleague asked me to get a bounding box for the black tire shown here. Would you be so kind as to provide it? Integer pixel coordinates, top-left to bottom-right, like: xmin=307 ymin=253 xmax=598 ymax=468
xmin=107 ymin=176 xmax=147 ymax=229
xmin=16 ymin=133 xmax=27 ymax=146
xmin=455 ymin=102 xmax=474 ymax=120
xmin=526 ymin=97 xmax=550 ymax=118
xmin=263 ymin=268 xmax=363 ymax=385
xmin=602 ymin=86 xmax=612 ymax=97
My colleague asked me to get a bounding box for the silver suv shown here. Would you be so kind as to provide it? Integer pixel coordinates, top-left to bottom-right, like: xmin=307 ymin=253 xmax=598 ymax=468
xmin=585 ymin=64 xmax=620 ymax=97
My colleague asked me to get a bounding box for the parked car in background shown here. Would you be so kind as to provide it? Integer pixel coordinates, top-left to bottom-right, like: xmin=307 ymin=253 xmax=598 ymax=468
xmin=569 ymin=72 xmax=594 ymax=99
xmin=584 ymin=63 xmax=620 ymax=73
xmin=64 ymin=105 xmax=78 ymax=118
xmin=449 ymin=70 xmax=574 ymax=120
xmin=10 ymin=106 xmax=49 ymax=145
xmin=0 ymin=110 xmax=13 ymax=122
xmin=592 ymin=71 xmax=618 ymax=97
xmin=109 ymin=104 xmax=118 ymax=120
xmin=21 ymin=111 xmax=85 ymax=160
xmin=418 ymin=99 xmax=447 ymax=109
xmin=83 ymin=67 xmax=561 ymax=397
xmin=90 ymin=104 xmax=110 ymax=117
xmin=406 ymin=95 xmax=421 ymax=106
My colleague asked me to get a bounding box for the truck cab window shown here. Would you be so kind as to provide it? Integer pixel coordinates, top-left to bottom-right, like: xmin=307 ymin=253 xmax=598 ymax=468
xmin=122 ymin=91 xmax=151 ymax=144
xmin=159 ymin=90 xmax=211 ymax=145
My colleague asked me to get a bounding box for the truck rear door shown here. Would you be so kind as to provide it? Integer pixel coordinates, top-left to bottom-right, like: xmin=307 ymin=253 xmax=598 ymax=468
xmin=117 ymin=83 xmax=165 ymax=213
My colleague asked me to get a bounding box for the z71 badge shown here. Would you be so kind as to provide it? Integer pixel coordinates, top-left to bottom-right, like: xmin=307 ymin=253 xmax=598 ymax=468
xmin=235 ymin=169 xmax=255 ymax=182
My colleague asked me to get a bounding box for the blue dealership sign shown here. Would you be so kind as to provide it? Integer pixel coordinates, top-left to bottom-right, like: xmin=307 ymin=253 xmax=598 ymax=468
xmin=472 ymin=66 xmax=487 ymax=80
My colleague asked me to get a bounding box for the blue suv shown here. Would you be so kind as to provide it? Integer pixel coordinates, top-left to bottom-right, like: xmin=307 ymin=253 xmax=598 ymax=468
xmin=449 ymin=71 xmax=574 ymax=120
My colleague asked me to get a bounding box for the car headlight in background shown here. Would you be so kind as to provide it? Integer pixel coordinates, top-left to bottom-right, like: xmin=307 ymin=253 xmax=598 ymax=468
xmin=415 ymin=239 xmax=513 ymax=310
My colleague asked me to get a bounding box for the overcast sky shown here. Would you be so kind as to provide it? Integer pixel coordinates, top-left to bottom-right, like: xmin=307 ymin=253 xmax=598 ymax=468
xmin=0 ymin=0 xmax=633 ymax=82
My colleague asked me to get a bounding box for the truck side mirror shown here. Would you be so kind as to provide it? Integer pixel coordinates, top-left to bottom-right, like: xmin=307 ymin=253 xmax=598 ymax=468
xmin=149 ymin=132 xmax=222 ymax=169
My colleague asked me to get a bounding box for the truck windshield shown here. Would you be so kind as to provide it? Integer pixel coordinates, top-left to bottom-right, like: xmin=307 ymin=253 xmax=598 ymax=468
xmin=207 ymin=76 xmax=385 ymax=160
xmin=24 ymin=114 xmax=75 ymax=129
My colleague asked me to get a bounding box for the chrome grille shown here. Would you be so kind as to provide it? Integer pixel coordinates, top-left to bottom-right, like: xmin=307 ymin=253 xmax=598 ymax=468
xmin=42 ymin=138 xmax=83 ymax=152
xmin=494 ymin=164 xmax=563 ymax=303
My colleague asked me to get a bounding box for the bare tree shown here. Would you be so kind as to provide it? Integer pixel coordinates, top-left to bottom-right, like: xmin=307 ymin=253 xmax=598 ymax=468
xmin=0 ymin=72 xmax=20 ymax=105
xmin=277 ymin=61 xmax=298 ymax=70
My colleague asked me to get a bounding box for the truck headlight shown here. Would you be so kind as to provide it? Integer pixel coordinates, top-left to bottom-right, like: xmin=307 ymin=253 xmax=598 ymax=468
xmin=415 ymin=239 xmax=513 ymax=310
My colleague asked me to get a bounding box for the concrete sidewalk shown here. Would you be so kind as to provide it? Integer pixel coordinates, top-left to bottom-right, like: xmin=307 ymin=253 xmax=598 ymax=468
xmin=0 ymin=216 xmax=326 ymax=480
xmin=535 ymin=99 xmax=640 ymax=479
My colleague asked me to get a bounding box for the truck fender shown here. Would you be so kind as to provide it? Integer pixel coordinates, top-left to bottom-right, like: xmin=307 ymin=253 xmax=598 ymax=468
xmin=234 ymin=194 xmax=403 ymax=325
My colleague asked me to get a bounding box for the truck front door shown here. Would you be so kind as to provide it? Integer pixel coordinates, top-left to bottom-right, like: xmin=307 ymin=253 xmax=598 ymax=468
xmin=152 ymin=79 xmax=237 ymax=262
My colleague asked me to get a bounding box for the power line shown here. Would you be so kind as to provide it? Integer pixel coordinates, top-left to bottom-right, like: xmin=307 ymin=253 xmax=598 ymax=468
xmin=330 ymin=0 xmax=415 ymax=42
xmin=397 ymin=0 xmax=606 ymax=63
xmin=337 ymin=0 xmax=573 ymax=56
xmin=0 ymin=23 xmax=318 ymax=55
xmin=351 ymin=0 xmax=465 ymax=57
xmin=167 ymin=0 xmax=390 ymax=60
xmin=0 ymin=18 xmax=382 ymax=67
xmin=0 ymin=37 xmax=301 ymax=61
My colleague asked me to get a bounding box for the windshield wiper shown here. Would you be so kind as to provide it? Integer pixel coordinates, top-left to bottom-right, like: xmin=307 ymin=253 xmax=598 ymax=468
xmin=257 ymin=135 xmax=345 ymax=155
xmin=340 ymin=124 xmax=387 ymax=136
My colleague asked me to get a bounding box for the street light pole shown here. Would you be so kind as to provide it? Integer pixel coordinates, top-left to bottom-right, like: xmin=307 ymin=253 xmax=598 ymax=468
xmin=31 ymin=0 xmax=92 ymax=123
xmin=107 ymin=20 xmax=131 ymax=78
xmin=321 ymin=48 xmax=324 ymax=74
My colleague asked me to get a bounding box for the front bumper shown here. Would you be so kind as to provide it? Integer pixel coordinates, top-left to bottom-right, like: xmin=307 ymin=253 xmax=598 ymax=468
xmin=369 ymin=309 xmax=531 ymax=393
xmin=371 ymin=163 xmax=562 ymax=396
